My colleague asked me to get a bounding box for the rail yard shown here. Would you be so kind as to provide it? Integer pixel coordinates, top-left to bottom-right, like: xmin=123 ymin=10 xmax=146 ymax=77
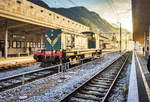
xmin=0 ymin=0 xmax=150 ymax=102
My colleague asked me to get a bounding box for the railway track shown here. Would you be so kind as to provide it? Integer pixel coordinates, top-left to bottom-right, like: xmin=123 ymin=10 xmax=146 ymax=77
xmin=0 ymin=64 xmax=59 ymax=92
xmin=0 ymin=62 xmax=41 ymax=72
xmin=0 ymin=57 xmax=97 ymax=92
xmin=0 ymin=52 xmax=119 ymax=92
xmin=60 ymin=52 xmax=130 ymax=102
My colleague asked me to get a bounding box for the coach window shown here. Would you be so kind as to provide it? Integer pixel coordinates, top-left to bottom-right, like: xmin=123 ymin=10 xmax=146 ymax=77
xmin=24 ymin=42 xmax=26 ymax=48
xmin=34 ymin=42 xmax=36 ymax=48
xmin=30 ymin=42 xmax=33 ymax=48
xmin=12 ymin=41 xmax=17 ymax=48
xmin=7 ymin=41 xmax=10 ymax=48
xmin=36 ymin=42 xmax=38 ymax=48
xmin=21 ymin=41 xmax=25 ymax=48
xmin=35 ymin=43 xmax=37 ymax=48
xmin=16 ymin=41 xmax=21 ymax=48
xmin=34 ymin=42 xmax=35 ymax=48
xmin=32 ymin=42 xmax=34 ymax=48
xmin=32 ymin=42 xmax=35 ymax=48
xmin=27 ymin=42 xmax=29 ymax=48
xmin=38 ymin=42 xmax=41 ymax=48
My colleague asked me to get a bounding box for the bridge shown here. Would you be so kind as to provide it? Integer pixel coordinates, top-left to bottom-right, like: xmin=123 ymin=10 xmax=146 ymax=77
xmin=0 ymin=0 xmax=89 ymax=58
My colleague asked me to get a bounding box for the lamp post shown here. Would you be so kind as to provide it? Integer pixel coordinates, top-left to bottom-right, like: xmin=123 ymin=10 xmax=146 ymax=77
xmin=119 ymin=23 xmax=122 ymax=52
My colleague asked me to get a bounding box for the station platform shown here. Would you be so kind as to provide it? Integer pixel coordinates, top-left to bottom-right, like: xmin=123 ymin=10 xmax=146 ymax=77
xmin=128 ymin=51 xmax=150 ymax=102
xmin=0 ymin=56 xmax=35 ymax=68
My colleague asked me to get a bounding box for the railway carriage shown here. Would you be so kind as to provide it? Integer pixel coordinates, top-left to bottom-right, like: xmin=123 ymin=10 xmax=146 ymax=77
xmin=0 ymin=32 xmax=43 ymax=57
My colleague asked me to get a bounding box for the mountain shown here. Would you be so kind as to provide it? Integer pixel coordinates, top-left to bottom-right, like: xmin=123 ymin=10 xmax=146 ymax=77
xmin=49 ymin=7 xmax=119 ymax=33
xmin=28 ymin=0 xmax=125 ymax=39
xmin=28 ymin=0 xmax=50 ymax=9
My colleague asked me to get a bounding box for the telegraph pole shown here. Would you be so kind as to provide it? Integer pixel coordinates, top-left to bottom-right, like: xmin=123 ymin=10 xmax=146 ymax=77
xmin=120 ymin=23 xmax=122 ymax=52
xmin=126 ymin=34 xmax=127 ymax=50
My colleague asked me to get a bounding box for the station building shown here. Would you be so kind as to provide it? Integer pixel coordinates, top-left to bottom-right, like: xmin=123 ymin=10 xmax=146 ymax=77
xmin=0 ymin=0 xmax=89 ymax=58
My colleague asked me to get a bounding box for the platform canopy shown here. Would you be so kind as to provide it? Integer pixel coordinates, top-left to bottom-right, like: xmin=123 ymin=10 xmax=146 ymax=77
xmin=132 ymin=0 xmax=150 ymax=44
xmin=0 ymin=17 xmax=47 ymax=35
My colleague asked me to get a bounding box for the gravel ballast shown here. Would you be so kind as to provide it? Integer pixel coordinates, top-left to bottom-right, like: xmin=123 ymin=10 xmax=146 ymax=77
xmin=0 ymin=52 xmax=121 ymax=102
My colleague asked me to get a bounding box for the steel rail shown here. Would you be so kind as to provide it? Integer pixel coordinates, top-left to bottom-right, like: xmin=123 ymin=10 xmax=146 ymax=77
xmin=0 ymin=51 xmax=118 ymax=82
xmin=60 ymin=52 xmax=129 ymax=102
xmin=0 ymin=51 xmax=119 ymax=92
xmin=102 ymin=52 xmax=129 ymax=102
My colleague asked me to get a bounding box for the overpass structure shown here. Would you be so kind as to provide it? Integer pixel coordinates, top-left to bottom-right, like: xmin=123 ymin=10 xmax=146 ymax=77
xmin=0 ymin=0 xmax=89 ymax=58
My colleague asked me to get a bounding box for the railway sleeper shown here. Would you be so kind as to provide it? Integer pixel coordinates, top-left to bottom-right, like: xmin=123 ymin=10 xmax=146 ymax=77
xmin=98 ymin=75 xmax=115 ymax=79
xmin=70 ymin=97 xmax=93 ymax=102
xmin=93 ymin=79 xmax=112 ymax=83
xmin=95 ymin=77 xmax=114 ymax=81
xmin=0 ymin=82 xmax=12 ymax=87
xmin=90 ymin=81 xmax=111 ymax=86
xmin=99 ymin=73 xmax=116 ymax=77
xmin=103 ymin=70 xmax=117 ymax=74
xmin=83 ymin=87 xmax=107 ymax=93
xmin=88 ymin=83 xmax=109 ymax=89
xmin=78 ymin=90 xmax=105 ymax=97
xmin=74 ymin=93 xmax=101 ymax=101
xmin=11 ymin=79 xmax=20 ymax=83
xmin=21 ymin=77 xmax=31 ymax=81
xmin=28 ymin=75 xmax=37 ymax=79
xmin=110 ymin=65 xmax=122 ymax=68
xmin=102 ymin=73 xmax=117 ymax=76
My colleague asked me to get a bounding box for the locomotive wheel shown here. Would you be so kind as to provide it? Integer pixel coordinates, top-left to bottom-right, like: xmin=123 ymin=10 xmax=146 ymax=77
xmin=37 ymin=56 xmax=42 ymax=62
xmin=55 ymin=56 xmax=60 ymax=64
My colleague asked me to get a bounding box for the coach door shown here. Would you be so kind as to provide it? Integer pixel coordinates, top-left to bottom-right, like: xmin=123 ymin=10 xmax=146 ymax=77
xmin=0 ymin=40 xmax=5 ymax=57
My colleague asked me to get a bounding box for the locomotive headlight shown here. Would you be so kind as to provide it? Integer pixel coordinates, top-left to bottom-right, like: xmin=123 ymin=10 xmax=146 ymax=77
xmin=51 ymin=33 xmax=54 ymax=37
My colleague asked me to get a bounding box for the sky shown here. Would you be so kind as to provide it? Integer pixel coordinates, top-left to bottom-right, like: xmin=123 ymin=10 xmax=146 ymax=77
xmin=42 ymin=0 xmax=132 ymax=32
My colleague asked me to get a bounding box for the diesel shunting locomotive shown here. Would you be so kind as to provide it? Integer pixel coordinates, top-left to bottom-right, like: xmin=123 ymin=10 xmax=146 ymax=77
xmin=34 ymin=29 xmax=107 ymax=66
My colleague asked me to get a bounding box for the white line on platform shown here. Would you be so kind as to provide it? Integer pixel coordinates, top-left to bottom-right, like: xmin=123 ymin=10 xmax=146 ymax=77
xmin=135 ymin=51 xmax=150 ymax=101
xmin=128 ymin=51 xmax=139 ymax=102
